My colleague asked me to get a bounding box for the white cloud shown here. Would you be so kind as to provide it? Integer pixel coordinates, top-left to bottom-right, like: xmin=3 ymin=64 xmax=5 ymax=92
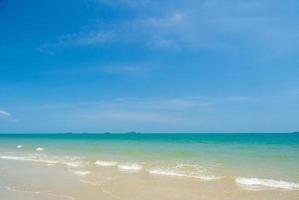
xmin=0 ymin=109 xmax=18 ymax=123
xmin=39 ymin=0 xmax=299 ymax=56
xmin=38 ymin=31 xmax=113 ymax=54
xmin=47 ymin=63 xmax=152 ymax=77
xmin=142 ymin=12 xmax=186 ymax=27
xmin=59 ymin=32 xmax=112 ymax=46
xmin=171 ymin=13 xmax=185 ymax=23
xmin=0 ymin=110 xmax=11 ymax=118
xmin=107 ymin=0 xmax=299 ymax=53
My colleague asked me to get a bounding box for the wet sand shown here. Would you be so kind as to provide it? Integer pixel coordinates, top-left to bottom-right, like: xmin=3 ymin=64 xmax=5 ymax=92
xmin=1 ymin=159 xmax=298 ymax=200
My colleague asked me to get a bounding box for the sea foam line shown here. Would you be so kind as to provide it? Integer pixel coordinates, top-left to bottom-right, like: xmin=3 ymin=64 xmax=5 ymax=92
xmin=235 ymin=177 xmax=299 ymax=190
xmin=118 ymin=164 xmax=142 ymax=172
xmin=72 ymin=170 xmax=91 ymax=176
xmin=36 ymin=147 xmax=45 ymax=152
xmin=148 ymin=168 xmax=220 ymax=180
xmin=0 ymin=155 xmax=86 ymax=168
xmin=0 ymin=155 xmax=59 ymax=164
xmin=95 ymin=160 xmax=118 ymax=167
xmin=65 ymin=161 xmax=85 ymax=168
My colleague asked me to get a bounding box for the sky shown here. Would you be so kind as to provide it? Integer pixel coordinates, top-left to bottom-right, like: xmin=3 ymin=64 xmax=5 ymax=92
xmin=0 ymin=0 xmax=299 ymax=133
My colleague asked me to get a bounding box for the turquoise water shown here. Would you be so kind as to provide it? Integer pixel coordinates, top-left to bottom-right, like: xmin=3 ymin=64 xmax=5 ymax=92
xmin=1 ymin=133 xmax=299 ymax=184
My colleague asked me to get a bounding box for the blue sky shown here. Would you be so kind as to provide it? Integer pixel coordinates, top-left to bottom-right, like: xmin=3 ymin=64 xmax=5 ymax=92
xmin=0 ymin=0 xmax=299 ymax=133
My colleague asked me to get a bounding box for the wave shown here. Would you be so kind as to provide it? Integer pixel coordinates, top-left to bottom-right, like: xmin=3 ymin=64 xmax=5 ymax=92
xmin=72 ymin=170 xmax=91 ymax=176
xmin=118 ymin=164 xmax=142 ymax=172
xmin=36 ymin=147 xmax=45 ymax=152
xmin=2 ymin=151 xmax=299 ymax=191
xmin=17 ymin=145 xmax=23 ymax=149
xmin=0 ymin=154 xmax=86 ymax=169
xmin=0 ymin=155 xmax=59 ymax=164
xmin=149 ymin=168 xmax=186 ymax=177
xmin=65 ymin=161 xmax=84 ymax=168
xmin=148 ymin=168 xmax=220 ymax=180
xmin=95 ymin=160 xmax=118 ymax=167
xmin=235 ymin=177 xmax=299 ymax=190
xmin=1 ymin=154 xmax=219 ymax=180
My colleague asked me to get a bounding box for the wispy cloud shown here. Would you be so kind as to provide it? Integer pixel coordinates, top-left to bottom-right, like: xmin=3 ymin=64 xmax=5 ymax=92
xmin=142 ymin=12 xmax=186 ymax=27
xmin=0 ymin=109 xmax=18 ymax=123
xmin=59 ymin=31 xmax=112 ymax=46
xmin=47 ymin=63 xmax=153 ymax=77
xmin=0 ymin=110 xmax=11 ymax=118
xmin=31 ymin=97 xmax=211 ymax=111
xmin=30 ymin=95 xmax=253 ymax=112
xmin=39 ymin=0 xmax=299 ymax=56
xmin=38 ymin=31 xmax=113 ymax=55
xmin=141 ymin=0 xmax=299 ymax=53
xmin=19 ymin=92 xmax=297 ymax=132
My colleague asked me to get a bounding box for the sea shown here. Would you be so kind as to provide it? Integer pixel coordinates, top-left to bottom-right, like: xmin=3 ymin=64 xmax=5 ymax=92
xmin=0 ymin=133 xmax=298 ymax=200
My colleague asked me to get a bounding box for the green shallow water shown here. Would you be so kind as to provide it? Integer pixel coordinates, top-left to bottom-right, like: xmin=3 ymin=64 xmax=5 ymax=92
xmin=0 ymin=133 xmax=299 ymax=182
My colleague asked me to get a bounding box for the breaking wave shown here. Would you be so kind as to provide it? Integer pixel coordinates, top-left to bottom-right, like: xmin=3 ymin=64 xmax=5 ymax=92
xmin=235 ymin=177 xmax=299 ymax=190
xmin=95 ymin=160 xmax=118 ymax=167
xmin=148 ymin=167 xmax=220 ymax=181
xmin=118 ymin=163 xmax=142 ymax=172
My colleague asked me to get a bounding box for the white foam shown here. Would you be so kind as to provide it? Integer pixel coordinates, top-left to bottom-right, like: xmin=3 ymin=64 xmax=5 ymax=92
xmin=191 ymin=174 xmax=220 ymax=180
xmin=0 ymin=155 xmax=27 ymax=161
xmin=36 ymin=147 xmax=45 ymax=152
xmin=118 ymin=164 xmax=142 ymax=172
xmin=17 ymin=145 xmax=23 ymax=149
xmin=0 ymin=155 xmax=58 ymax=164
xmin=65 ymin=161 xmax=83 ymax=168
xmin=148 ymin=168 xmax=219 ymax=180
xmin=1 ymin=185 xmax=18 ymax=192
xmin=73 ymin=170 xmax=91 ymax=176
xmin=95 ymin=160 xmax=118 ymax=167
xmin=236 ymin=177 xmax=299 ymax=190
xmin=149 ymin=169 xmax=186 ymax=177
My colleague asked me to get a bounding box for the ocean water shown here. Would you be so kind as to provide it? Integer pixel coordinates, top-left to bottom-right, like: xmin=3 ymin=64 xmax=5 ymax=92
xmin=0 ymin=133 xmax=299 ymax=200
